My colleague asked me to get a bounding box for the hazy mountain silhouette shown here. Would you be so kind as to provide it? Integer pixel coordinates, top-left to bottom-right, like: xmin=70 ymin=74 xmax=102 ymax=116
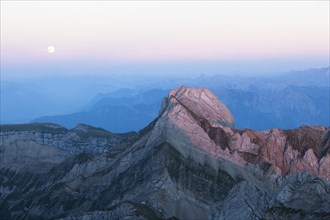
xmin=32 ymin=67 xmax=329 ymax=132
xmin=32 ymin=89 xmax=169 ymax=133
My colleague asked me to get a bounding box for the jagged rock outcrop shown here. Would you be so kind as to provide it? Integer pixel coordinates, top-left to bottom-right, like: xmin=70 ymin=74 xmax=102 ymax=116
xmin=210 ymin=181 xmax=273 ymax=220
xmin=226 ymin=126 xmax=330 ymax=182
xmin=211 ymin=172 xmax=330 ymax=220
xmin=0 ymin=86 xmax=329 ymax=220
xmin=263 ymin=172 xmax=330 ymax=220
xmin=156 ymin=86 xmax=330 ymax=182
xmin=168 ymin=86 xmax=234 ymax=128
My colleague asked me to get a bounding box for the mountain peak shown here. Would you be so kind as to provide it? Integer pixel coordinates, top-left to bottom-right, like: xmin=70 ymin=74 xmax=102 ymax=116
xmin=168 ymin=86 xmax=234 ymax=128
xmin=156 ymin=86 xmax=330 ymax=183
xmin=1 ymin=86 xmax=330 ymax=219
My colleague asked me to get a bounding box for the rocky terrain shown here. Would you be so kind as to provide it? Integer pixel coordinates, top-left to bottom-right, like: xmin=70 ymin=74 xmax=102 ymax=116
xmin=1 ymin=86 xmax=329 ymax=219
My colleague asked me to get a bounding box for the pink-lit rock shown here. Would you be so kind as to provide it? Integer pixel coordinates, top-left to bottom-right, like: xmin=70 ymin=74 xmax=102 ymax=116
xmin=159 ymin=86 xmax=330 ymax=181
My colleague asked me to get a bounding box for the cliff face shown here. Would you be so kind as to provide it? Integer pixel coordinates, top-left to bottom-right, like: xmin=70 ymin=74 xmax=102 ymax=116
xmin=157 ymin=86 xmax=330 ymax=182
xmin=227 ymin=126 xmax=329 ymax=181
xmin=0 ymin=86 xmax=329 ymax=220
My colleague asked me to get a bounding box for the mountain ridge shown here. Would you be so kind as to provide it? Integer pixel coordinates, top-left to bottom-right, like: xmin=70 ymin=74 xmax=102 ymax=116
xmin=1 ymin=86 xmax=329 ymax=219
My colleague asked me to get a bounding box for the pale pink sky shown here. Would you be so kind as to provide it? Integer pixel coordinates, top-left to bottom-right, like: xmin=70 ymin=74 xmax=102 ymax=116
xmin=1 ymin=1 xmax=329 ymax=74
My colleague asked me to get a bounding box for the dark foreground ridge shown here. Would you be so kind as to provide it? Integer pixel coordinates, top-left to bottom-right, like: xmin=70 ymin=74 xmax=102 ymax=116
xmin=1 ymin=86 xmax=329 ymax=219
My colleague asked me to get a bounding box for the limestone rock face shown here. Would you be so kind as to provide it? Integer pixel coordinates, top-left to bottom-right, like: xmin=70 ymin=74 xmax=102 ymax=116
xmin=0 ymin=86 xmax=329 ymax=220
xmin=263 ymin=173 xmax=330 ymax=220
xmin=210 ymin=181 xmax=273 ymax=220
xmin=211 ymin=173 xmax=330 ymax=220
xmin=168 ymin=86 xmax=234 ymax=128
xmin=275 ymin=173 xmax=330 ymax=213
xmin=226 ymin=126 xmax=330 ymax=182
xmin=159 ymin=86 xmax=330 ymax=182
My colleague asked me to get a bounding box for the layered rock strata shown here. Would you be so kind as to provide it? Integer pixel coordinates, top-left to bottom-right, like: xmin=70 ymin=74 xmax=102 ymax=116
xmin=0 ymin=86 xmax=329 ymax=219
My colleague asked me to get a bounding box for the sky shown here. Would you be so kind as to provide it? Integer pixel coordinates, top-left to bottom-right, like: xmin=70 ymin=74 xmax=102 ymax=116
xmin=1 ymin=1 xmax=329 ymax=79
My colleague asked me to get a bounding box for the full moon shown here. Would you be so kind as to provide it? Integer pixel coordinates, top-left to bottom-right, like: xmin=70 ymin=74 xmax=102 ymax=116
xmin=47 ymin=46 xmax=55 ymax=53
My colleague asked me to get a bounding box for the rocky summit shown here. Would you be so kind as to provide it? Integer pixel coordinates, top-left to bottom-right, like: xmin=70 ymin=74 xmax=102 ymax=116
xmin=1 ymin=86 xmax=329 ymax=220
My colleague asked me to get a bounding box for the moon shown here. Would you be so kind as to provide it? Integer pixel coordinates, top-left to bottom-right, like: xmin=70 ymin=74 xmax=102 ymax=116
xmin=47 ymin=46 xmax=55 ymax=53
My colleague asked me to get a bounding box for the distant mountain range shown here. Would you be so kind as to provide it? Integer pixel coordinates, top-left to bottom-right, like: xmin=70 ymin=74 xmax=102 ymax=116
xmin=2 ymin=86 xmax=330 ymax=219
xmin=215 ymin=85 xmax=329 ymax=130
xmin=32 ymin=67 xmax=329 ymax=132
xmin=32 ymin=89 xmax=169 ymax=133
